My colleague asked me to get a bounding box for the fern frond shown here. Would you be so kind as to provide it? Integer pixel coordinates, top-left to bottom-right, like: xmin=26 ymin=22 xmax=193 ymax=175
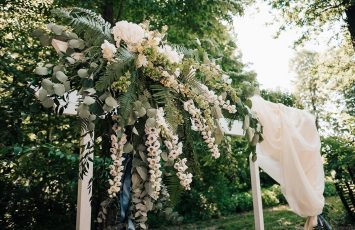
xmin=52 ymin=7 xmax=113 ymax=46
xmin=119 ymin=73 xmax=138 ymax=122
xmin=181 ymin=68 xmax=205 ymax=94
xmin=95 ymin=48 xmax=135 ymax=91
xmin=150 ymin=84 xmax=182 ymax=132
xmin=163 ymin=174 xmax=183 ymax=206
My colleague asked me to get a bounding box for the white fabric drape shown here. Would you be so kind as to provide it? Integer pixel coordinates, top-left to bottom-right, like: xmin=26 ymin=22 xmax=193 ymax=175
xmin=251 ymin=96 xmax=325 ymax=228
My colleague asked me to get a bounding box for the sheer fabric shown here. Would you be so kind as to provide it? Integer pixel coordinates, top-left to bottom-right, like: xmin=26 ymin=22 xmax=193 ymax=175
xmin=251 ymin=96 xmax=325 ymax=229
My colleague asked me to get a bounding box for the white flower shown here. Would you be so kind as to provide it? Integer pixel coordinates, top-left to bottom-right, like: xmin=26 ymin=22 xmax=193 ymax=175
xmin=101 ymin=40 xmax=117 ymax=61
xmin=112 ymin=21 xmax=145 ymax=45
xmin=158 ymin=45 xmax=184 ymax=64
xmin=136 ymin=53 xmax=148 ymax=68
xmin=222 ymin=74 xmax=232 ymax=85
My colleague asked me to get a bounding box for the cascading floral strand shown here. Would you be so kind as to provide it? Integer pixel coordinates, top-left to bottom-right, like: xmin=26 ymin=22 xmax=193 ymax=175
xmin=184 ymin=99 xmax=220 ymax=159
xmin=145 ymin=124 xmax=163 ymax=200
xmin=108 ymin=124 xmax=127 ymax=198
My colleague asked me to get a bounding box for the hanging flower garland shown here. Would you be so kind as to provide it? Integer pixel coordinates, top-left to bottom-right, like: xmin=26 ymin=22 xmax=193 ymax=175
xmin=33 ymin=7 xmax=262 ymax=229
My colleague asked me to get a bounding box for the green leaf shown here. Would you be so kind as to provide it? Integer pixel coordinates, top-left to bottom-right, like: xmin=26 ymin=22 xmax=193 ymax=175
xmin=78 ymin=69 xmax=89 ymax=78
xmin=136 ymin=166 xmax=148 ymax=181
xmin=68 ymin=39 xmax=85 ymax=49
xmin=123 ymin=143 xmax=133 ymax=153
xmin=56 ymin=71 xmax=68 ymax=82
xmin=53 ymin=84 xmax=65 ymax=96
xmin=35 ymin=66 xmax=49 ymax=76
xmin=105 ymin=96 xmax=118 ymax=107
xmin=38 ymin=88 xmax=48 ymax=101
xmin=42 ymin=97 xmax=54 ymax=108
xmin=95 ymin=48 xmax=135 ymax=91
xmin=83 ymin=96 xmax=95 ymax=105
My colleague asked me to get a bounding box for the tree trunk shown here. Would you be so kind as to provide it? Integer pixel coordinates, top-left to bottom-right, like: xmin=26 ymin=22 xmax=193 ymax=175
xmin=102 ymin=0 xmax=114 ymax=25
xmin=345 ymin=3 xmax=355 ymax=50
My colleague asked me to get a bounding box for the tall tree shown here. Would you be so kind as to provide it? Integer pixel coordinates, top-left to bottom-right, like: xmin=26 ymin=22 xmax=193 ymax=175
xmin=291 ymin=42 xmax=355 ymax=138
xmin=266 ymin=0 xmax=355 ymax=49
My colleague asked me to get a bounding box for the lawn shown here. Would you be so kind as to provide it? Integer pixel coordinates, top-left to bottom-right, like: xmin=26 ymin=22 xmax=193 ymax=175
xmin=155 ymin=196 xmax=354 ymax=230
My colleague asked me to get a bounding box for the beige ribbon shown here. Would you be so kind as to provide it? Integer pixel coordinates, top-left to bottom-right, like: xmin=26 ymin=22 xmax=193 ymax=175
xmin=304 ymin=216 xmax=318 ymax=230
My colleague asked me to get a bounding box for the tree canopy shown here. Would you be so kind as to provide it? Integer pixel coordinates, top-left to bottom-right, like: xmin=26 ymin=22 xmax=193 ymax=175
xmin=265 ymin=0 xmax=355 ymax=48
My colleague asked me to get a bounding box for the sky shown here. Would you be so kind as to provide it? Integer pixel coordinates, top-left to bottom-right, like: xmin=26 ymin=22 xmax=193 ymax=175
xmin=232 ymin=1 xmax=334 ymax=92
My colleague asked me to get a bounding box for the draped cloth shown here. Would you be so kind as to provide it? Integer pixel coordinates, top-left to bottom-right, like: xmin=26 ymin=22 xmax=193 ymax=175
xmin=251 ymin=96 xmax=325 ymax=229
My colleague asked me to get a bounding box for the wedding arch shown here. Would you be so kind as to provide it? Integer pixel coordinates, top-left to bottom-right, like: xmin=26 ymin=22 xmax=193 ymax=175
xmin=33 ymin=7 xmax=263 ymax=230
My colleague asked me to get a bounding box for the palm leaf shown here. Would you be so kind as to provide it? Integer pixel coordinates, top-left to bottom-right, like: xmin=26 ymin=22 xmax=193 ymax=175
xmin=150 ymin=84 xmax=182 ymax=132
xmin=95 ymin=48 xmax=135 ymax=91
xmin=163 ymin=174 xmax=183 ymax=206
xmin=119 ymin=72 xmax=138 ymax=123
xmin=52 ymin=7 xmax=113 ymax=46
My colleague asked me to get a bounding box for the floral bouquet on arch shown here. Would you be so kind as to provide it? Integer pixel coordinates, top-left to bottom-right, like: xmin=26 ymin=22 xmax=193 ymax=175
xmin=33 ymin=7 xmax=262 ymax=229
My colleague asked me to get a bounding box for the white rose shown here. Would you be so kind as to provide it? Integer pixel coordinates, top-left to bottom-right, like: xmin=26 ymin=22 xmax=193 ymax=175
xmin=112 ymin=21 xmax=145 ymax=45
xmin=101 ymin=40 xmax=117 ymax=61
xmin=158 ymin=45 xmax=184 ymax=64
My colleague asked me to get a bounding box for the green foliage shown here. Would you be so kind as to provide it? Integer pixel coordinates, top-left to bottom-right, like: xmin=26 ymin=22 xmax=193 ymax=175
xmin=265 ymin=0 xmax=355 ymax=47
xmin=291 ymin=44 xmax=355 ymax=137
xmin=260 ymin=89 xmax=302 ymax=108
xmin=322 ymin=136 xmax=355 ymax=219
xmin=52 ymin=7 xmax=113 ymax=45
xmin=96 ymin=49 xmax=135 ymax=91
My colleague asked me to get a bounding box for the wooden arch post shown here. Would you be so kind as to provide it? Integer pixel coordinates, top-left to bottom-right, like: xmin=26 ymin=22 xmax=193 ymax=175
xmin=219 ymin=119 xmax=265 ymax=230
xmin=35 ymin=90 xmax=93 ymax=230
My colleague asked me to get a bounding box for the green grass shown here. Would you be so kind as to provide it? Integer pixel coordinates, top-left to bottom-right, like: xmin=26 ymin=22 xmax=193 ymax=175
xmin=154 ymin=196 xmax=354 ymax=230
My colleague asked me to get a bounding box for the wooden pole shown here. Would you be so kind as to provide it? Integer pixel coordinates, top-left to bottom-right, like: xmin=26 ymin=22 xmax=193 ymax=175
xmin=249 ymin=154 xmax=264 ymax=230
xmin=76 ymin=128 xmax=94 ymax=230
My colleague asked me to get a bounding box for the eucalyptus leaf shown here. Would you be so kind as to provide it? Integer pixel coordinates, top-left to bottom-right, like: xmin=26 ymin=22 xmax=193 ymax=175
xmin=78 ymin=104 xmax=90 ymax=119
xmin=38 ymin=88 xmax=48 ymax=101
xmin=146 ymin=109 xmax=157 ymax=118
xmin=63 ymin=81 xmax=71 ymax=91
xmin=78 ymin=69 xmax=89 ymax=78
xmin=66 ymin=57 xmax=76 ymax=64
xmin=88 ymin=122 xmax=95 ymax=131
xmin=242 ymin=115 xmax=250 ymax=130
xmin=51 ymin=25 xmax=65 ymax=35
xmin=68 ymin=39 xmax=85 ymax=49
xmin=138 ymin=151 xmax=147 ymax=163
xmin=161 ymin=152 xmax=168 ymax=161
xmin=246 ymin=127 xmax=255 ymax=142
xmin=137 ymin=107 xmax=146 ymax=117
xmin=53 ymin=84 xmax=65 ymax=96
xmin=144 ymin=198 xmax=153 ymax=211
xmin=55 ymin=71 xmax=68 ymax=82
xmin=89 ymin=114 xmax=96 ymax=121
xmin=42 ymin=97 xmax=54 ymax=108
xmin=132 ymin=173 xmax=142 ymax=189
xmin=145 ymin=118 xmax=156 ymax=128
xmin=83 ymin=96 xmax=95 ymax=105
xmin=127 ymin=112 xmax=137 ymax=125
xmin=35 ymin=66 xmax=48 ymax=76
xmin=102 ymin=104 xmax=113 ymax=112
xmin=133 ymin=101 xmax=142 ymax=110
xmin=105 ymin=96 xmax=118 ymax=107
xmin=145 ymin=182 xmax=153 ymax=198
xmin=67 ymin=32 xmax=78 ymax=39
xmin=123 ymin=143 xmax=133 ymax=153
xmin=136 ymin=166 xmax=148 ymax=181
xmin=41 ymin=78 xmax=53 ymax=90
xmin=53 ymin=65 xmax=65 ymax=73
xmin=251 ymin=134 xmax=259 ymax=146
xmin=143 ymin=101 xmax=151 ymax=109
xmin=84 ymin=88 xmax=96 ymax=95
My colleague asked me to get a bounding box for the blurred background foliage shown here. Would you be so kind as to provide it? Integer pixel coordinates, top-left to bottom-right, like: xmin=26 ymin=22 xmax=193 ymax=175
xmin=0 ymin=0 xmax=354 ymax=229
